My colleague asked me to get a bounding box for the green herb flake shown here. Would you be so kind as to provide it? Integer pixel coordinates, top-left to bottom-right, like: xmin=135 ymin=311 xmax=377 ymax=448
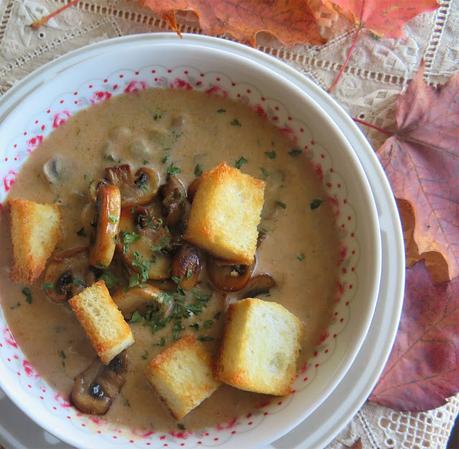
xmin=172 ymin=320 xmax=184 ymax=341
xmin=99 ymin=270 xmax=119 ymax=289
xmin=123 ymin=398 xmax=131 ymax=407
xmin=108 ymin=215 xmax=118 ymax=224
xmin=58 ymin=350 xmax=66 ymax=359
xmin=167 ymin=162 xmax=181 ymax=176
xmin=121 ymin=231 xmax=140 ymax=253
xmin=21 ymin=287 xmax=32 ymax=304
xmin=73 ymin=278 xmax=85 ymax=287
xmin=260 ymin=167 xmax=270 ymax=179
xmin=203 ymin=319 xmax=214 ymax=329
xmin=143 ymin=159 xmax=149 ymax=165
xmin=131 ymin=251 xmax=151 ymax=285
xmin=234 ymin=156 xmax=248 ymax=169
xmin=130 ymin=311 xmax=143 ymax=323
xmin=152 ymin=109 xmax=163 ymax=121
xmin=189 ymin=323 xmax=200 ymax=331
xmin=155 ymin=337 xmax=166 ymax=347
xmin=310 ymin=198 xmax=323 ymax=210
xmin=141 ymin=350 xmax=149 ymax=360
xmin=230 ymin=118 xmax=242 ymax=127
xmin=186 ymin=268 xmax=193 ymax=279
xmin=43 ymin=282 xmax=54 ymax=291
xmin=297 ymin=253 xmax=305 ymax=262
xmin=264 ymin=150 xmax=277 ymax=159
xmin=216 ymin=108 xmax=226 ymax=114
xmin=151 ymin=235 xmax=171 ymax=253
xmin=288 ymin=148 xmax=303 ymax=157
xmin=198 ymin=336 xmax=215 ymax=342
xmin=76 ymin=227 xmax=87 ymax=237
xmin=214 ymin=311 xmax=222 ymax=320
xmin=161 ymin=154 xmax=170 ymax=165
xmin=275 ymin=200 xmax=287 ymax=209
xmin=194 ymin=163 xmax=203 ymax=177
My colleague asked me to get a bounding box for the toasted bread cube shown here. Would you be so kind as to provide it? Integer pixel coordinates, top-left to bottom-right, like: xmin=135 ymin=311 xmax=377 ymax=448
xmin=145 ymin=335 xmax=220 ymax=420
xmin=9 ymin=199 xmax=61 ymax=283
xmin=69 ymin=281 xmax=134 ymax=364
xmin=216 ymin=298 xmax=304 ymax=396
xmin=184 ymin=163 xmax=264 ymax=264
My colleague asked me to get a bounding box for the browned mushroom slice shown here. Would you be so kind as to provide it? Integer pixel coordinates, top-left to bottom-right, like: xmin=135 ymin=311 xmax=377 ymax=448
xmin=242 ymin=273 xmax=277 ymax=298
xmin=112 ymin=285 xmax=171 ymax=319
xmin=70 ymin=351 xmax=128 ymax=415
xmin=207 ymin=256 xmax=255 ymax=292
xmin=43 ymin=247 xmax=91 ymax=302
xmin=160 ymin=175 xmax=187 ymax=227
xmin=105 ymin=165 xmax=159 ymax=207
xmin=117 ymin=207 xmax=171 ymax=281
xmin=89 ymin=184 xmax=121 ymax=268
xmin=187 ymin=177 xmax=201 ymax=202
xmin=171 ymin=244 xmax=203 ymax=290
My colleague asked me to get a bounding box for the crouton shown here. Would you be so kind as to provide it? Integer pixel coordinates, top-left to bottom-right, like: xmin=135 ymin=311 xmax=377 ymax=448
xmin=184 ymin=163 xmax=264 ymax=264
xmin=69 ymin=280 xmax=134 ymax=364
xmin=9 ymin=198 xmax=61 ymax=283
xmin=216 ymin=298 xmax=304 ymax=396
xmin=145 ymin=335 xmax=220 ymax=420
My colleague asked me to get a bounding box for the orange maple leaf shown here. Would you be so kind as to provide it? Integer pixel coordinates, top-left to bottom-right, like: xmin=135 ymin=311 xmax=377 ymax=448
xmin=377 ymin=67 xmax=459 ymax=282
xmin=139 ymin=0 xmax=325 ymax=46
xmin=326 ymin=0 xmax=439 ymax=38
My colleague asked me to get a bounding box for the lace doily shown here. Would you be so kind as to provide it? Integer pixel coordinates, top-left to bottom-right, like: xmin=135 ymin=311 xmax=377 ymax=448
xmin=0 ymin=1 xmax=458 ymax=448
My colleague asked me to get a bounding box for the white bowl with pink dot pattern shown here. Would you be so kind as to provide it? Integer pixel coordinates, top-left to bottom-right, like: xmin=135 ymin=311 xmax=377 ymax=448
xmin=0 ymin=34 xmax=382 ymax=449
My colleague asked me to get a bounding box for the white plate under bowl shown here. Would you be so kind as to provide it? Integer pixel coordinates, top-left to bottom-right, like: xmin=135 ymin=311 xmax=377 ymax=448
xmin=0 ymin=34 xmax=397 ymax=449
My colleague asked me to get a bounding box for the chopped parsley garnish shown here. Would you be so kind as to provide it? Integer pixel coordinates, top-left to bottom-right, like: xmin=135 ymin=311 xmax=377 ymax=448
xmin=21 ymin=287 xmax=32 ymax=304
xmin=73 ymin=278 xmax=85 ymax=287
xmin=260 ymin=167 xmax=270 ymax=179
xmin=172 ymin=320 xmax=184 ymax=341
xmin=43 ymin=282 xmax=54 ymax=291
xmin=152 ymin=109 xmax=163 ymax=121
xmin=167 ymin=162 xmax=181 ymax=175
xmin=120 ymin=231 xmax=140 ymax=253
xmin=151 ymin=235 xmax=171 ymax=253
xmin=198 ymin=336 xmax=215 ymax=342
xmin=161 ymin=154 xmax=170 ymax=164
xmin=264 ymin=150 xmax=277 ymax=159
xmin=203 ymin=319 xmax=214 ymax=329
xmin=141 ymin=350 xmax=149 ymax=360
xmin=214 ymin=311 xmax=222 ymax=320
xmin=58 ymin=350 xmax=66 ymax=359
xmin=155 ymin=337 xmax=166 ymax=347
xmin=189 ymin=323 xmax=200 ymax=331
xmin=130 ymin=311 xmax=143 ymax=323
xmin=108 ymin=214 xmax=119 ymax=224
xmin=186 ymin=268 xmax=193 ymax=279
xmin=310 ymin=198 xmax=323 ymax=210
xmin=216 ymin=108 xmax=226 ymax=113
xmin=130 ymin=251 xmax=151 ymax=286
xmin=194 ymin=163 xmax=203 ymax=177
xmin=234 ymin=156 xmax=248 ymax=169
xmin=103 ymin=154 xmax=117 ymax=162
xmin=99 ymin=270 xmax=119 ymax=289
xmin=297 ymin=253 xmax=305 ymax=261
xmin=76 ymin=227 xmax=87 ymax=237
xmin=288 ymin=148 xmax=303 ymax=157
xmin=275 ymin=200 xmax=287 ymax=209
xmin=143 ymin=159 xmax=149 ymax=165
xmin=230 ymin=118 xmax=242 ymax=127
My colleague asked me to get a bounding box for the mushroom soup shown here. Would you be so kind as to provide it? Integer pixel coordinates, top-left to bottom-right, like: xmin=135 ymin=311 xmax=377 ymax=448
xmin=0 ymin=88 xmax=340 ymax=431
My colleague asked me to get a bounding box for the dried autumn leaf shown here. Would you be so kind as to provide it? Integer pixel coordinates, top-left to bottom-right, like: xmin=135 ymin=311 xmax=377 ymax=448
xmin=139 ymin=0 xmax=324 ymax=46
xmin=370 ymin=261 xmax=459 ymax=411
xmin=377 ymin=67 xmax=459 ymax=283
xmin=325 ymin=0 xmax=439 ymax=38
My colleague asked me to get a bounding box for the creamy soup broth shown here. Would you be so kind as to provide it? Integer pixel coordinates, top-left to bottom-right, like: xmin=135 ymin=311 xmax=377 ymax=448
xmin=0 ymin=89 xmax=339 ymax=431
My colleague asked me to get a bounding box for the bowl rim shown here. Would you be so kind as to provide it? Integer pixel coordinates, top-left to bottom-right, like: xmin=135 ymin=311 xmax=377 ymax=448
xmin=0 ymin=33 xmax=387 ymax=449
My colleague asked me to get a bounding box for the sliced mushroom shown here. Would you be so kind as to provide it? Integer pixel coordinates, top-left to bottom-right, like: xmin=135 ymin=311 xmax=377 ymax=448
xmin=187 ymin=177 xmax=201 ymax=202
xmin=42 ymin=157 xmax=64 ymax=184
xmin=43 ymin=247 xmax=90 ymax=302
xmin=112 ymin=285 xmax=171 ymax=319
xmin=116 ymin=207 xmax=171 ymax=281
xmin=70 ymin=351 xmax=128 ymax=415
xmin=160 ymin=175 xmax=187 ymax=227
xmin=171 ymin=244 xmax=203 ymax=290
xmin=207 ymin=256 xmax=255 ymax=292
xmin=242 ymin=273 xmax=276 ymax=298
xmin=105 ymin=164 xmax=159 ymax=207
xmin=89 ymin=184 xmax=121 ymax=268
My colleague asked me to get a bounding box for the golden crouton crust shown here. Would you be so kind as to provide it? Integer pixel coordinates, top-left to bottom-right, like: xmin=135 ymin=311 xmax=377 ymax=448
xmin=69 ymin=280 xmax=134 ymax=364
xmin=216 ymin=298 xmax=304 ymax=396
xmin=145 ymin=335 xmax=220 ymax=420
xmin=184 ymin=162 xmax=265 ymax=264
xmin=9 ymin=198 xmax=61 ymax=284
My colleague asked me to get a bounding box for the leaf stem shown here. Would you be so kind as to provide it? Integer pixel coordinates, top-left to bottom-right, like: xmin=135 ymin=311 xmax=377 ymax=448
xmin=353 ymin=118 xmax=392 ymax=137
xmin=328 ymin=26 xmax=363 ymax=94
xmin=30 ymin=0 xmax=81 ymax=30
